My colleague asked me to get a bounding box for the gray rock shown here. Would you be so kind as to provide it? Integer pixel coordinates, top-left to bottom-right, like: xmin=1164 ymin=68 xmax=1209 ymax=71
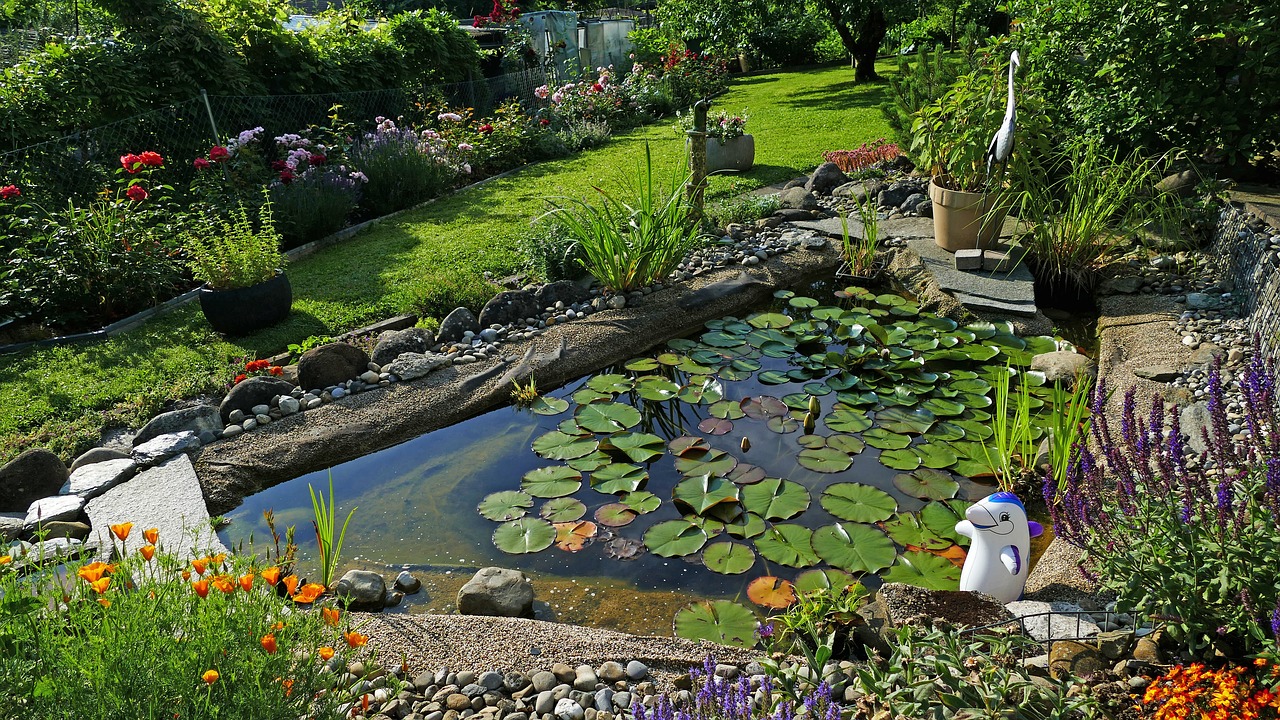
xmin=605 ymin=295 xmax=626 ymax=311
xmin=298 ymin=342 xmax=371 ymax=391
xmin=1099 ymin=276 xmax=1143 ymax=295
xmin=1133 ymin=365 xmax=1181 ymax=382
xmin=555 ymin=698 xmax=584 ymax=720
xmin=438 ymin=307 xmax=481 ymax=344
xmin=1005 ymin=600 xmax=1101 ymax=642
xmin=385 ymin=352 xmax=451 ymax=382
xmin=24 ymin=494 xmax=86 ymax=527
xmin=278 ymin=396 xmax=301 ymax=415
xmin=861 ymin=583 xmax=1014 ymax=639
xmin=573 ymin=666 xmax=597 ymax=691
xmin=778 ymin=187 xmax=818 ymax=210
xmin=69 ymin=447 xmax=130 ymax=474
xmin=532 ymin=672 xmax=558 ymax=693
xmin=36 ymin=520 xmax=91 ymax=540
xmin=830 ymin=181 xmax=860 ymax=198
xmin=0 ymin=448 xmax=69 ymax=513
xmin=1180 ymin=401 xmax=1212 ymax=455
xmin=457 ymin=567 xmax=534 ymax=618
xmin=804 ymin=162 xmax=850 ymax=196
xmin=1185 ymin=292 xmax=1214 ymax=309
xmin=132 ymin=431 xmax=201 ymax=465
xmin=1187 ymin=343 xmax=1223 ymax=366
xmin=60 ymin=458 xmax=136 ymax=499
xmin=900 ymin=192 xmax=927 ymax=214
xmin=535 ymin=692 xmax=556 ymax=716
xmin=219 ymin=376 xmax=295 ymax=422
xmin=479 ymin=290 xmax=542 ymax=329
xmin=479 ymin=671 xmax=504 ymax=691
xmin=335 ymin=569 xmax=388 ymax=611
xmin=593 ymin=689 xmax=614 ymax=712
xmin=0 ymin=512 xmax=23 ymax=542
xmin=1030 ymin=351 xmax=1097 ymax=385
xmin=877 ymin=181 xmax=915 ymax=209
xmin=250 ymin=404 xmax=270 ymax=416
xmin=134 ymin=405 xmax=223 ymax=446
xmin=612 ymin=692 xmax=631 ymax=710
xmin=396 ymin=570 xmax=422 ymax=594
xmin=1154 ymin=169 xmax=1199 ymax=198
xmin=597 ymin=662 xmax=625 ymax=683
xmin=624 ymin=661 xmax=648 ymax=681
xmin=384 ymin=590 xmax=404 ymax=607
xmin=372 ymin=327 xmax=436 ymax=367
xmin=86 ymin=454 xmax=225 ymax=562
xmin=774 ymin=208 xmax=817 ymax=221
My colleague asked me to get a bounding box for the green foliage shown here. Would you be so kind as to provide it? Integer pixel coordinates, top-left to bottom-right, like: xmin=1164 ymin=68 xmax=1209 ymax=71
xmin=985 ymin=364 xmax=1035 ymax=492
xmin=655 ymin=0 xmax=764 ymax=57
xmin=182 ymin=193 xmax=286 ymax=290
xmin=758 ymin=583 xmax=869 ymax=700
xmin=519 ymin=220 xmax=588 ymax=283
xmin=881 ymin=46 xmax=969 ymax=153
xmin=347 ymin=119 xmax=457 ymax=217
xmin=842 ymin=193 xmax=880 ymax=275
xmin=703 ymin=194 xmax=781 ymax=229
xmin=627 ymin=26 xmax=671 ymax=67
xmin=386 ymin=9 xmax=483 ymax=85
xmin=309 ymin=471 xmax=357 ymax=589
xmin=1046 ymin=375 xmax=1093 ymax=496
xmin=270 ymin=172 xmax=361 ymax=250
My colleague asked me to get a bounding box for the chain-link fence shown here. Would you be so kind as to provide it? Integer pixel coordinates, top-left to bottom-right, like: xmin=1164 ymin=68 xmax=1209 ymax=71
xmin=0 ymin=67 xmax=551 ymax=207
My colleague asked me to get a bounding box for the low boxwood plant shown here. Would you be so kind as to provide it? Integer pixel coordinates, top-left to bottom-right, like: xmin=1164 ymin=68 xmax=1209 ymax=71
xmin=0 ymin=524 xmax=379 ymax=719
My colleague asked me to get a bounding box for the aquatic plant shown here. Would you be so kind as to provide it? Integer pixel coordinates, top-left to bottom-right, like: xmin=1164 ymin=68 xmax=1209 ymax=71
xmin=511 ymin=374 xmax=541 ymax=407
xmin=840 ymin=193 xmax=880 ymax=278
xmin=309 ymin=471 xmax=357 ymax=590
xmin=984 ymin=364 xmax=1036 ymax=492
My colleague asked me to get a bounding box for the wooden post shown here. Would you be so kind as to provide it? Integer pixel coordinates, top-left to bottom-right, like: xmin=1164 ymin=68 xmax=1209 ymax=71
xmin=685 ymin=98 xmax=709 ymax=221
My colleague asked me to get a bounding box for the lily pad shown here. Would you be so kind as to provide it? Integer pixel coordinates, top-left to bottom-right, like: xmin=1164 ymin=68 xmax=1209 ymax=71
xmin=753 ymin=524 xmax=820 ymax=568
xmin=914 ymin=443 xmax=960 ymax=470
xmin=828 ymin=434 xmax=866 ymax=455
xmin=747 ymin=576 xmax=798 ymax=609
xmin=590 ymin=463 xmax=648 ymax=494
xmin=673 ymin=475 xmax=740 ymax=515
xmin=877 ymin=407 xmax=937 ymax=435
xmin=881 ymin=550 xmax=962 ymax=590
xmin=724 ymin=512 xmax=767 ymax=539
xmin=492 ymin=518 xmax=556 ymax=554
xmin=576 ymin=402 xmax=643 ymax=433
xmin=921 ymin=500 xmax=972 ymax=546
xmin=521 ymin=466 xmax=583 ymax=498
xmin=702 ymin=542 xmax=756 ymax=575
xmin=567 ymin=451 xmax=612 ymax=472
xmin=789 ymin=296 xmax=819 ymax=309
xmin=674 ymin=600 xmax=757 ymax=648
xmin=758 ymin=370 xmax=791 ymax=385
xmin=621 ymin=491 xmax=661 ymax=513
xmin=766 ymin=416 xmax=800 ymax=434
xmin=594 ymin=503 xmax=638 ymax=527
xmin=740 ymin=477 xmax=811 ymax=521
xmin=624 ymin=357 xmax=660 ymax=372
xmin=824 ymin=407 xmax=872 ymax=433
xmin=820 ymin=483 xmax=897 ymax=523
xmin=573 ymin=388 xmax=613 ymax=405
xmin=879 ymin=448 xmax=922 ymax=471
xmin=862 ymin=428 xmax=912 ymax=450
xmin=678 ymin=378 xmax=724 ymax=405
xmin=702 ymin=331 xmax=746 ymax=348
xmin=669 ymin=436 xmax=711 ymax=456
xmin=477 ymin=491 xmax=534 ymax=522
xmin=727 ymin=463 xmax=767 ymax=485
xmin=797 ymin=446 xmax=853 ymax=473
xmin=553 ymin=520 xmax=598 ymax=552
xmin=794 ymin=568 xmax=858 ymax=594
xmin=892 ymin=468 xmax=960 ymax=500
xmin=635 ymin=376 xmax=681 ymax=402
xmin=748 ymin=312 xmax=793 ymax=329
xmin=606 ymin=432 xmax=666 ymax=463
xmin=674 ymin=449 xmax=738 ymax=477
xmin=709 ymin=400 xmax=747 ymax=420
xmin=540 ymin=497 xmax=587 ymax=522
xmin=530 ymin=396 xmax=570 ymax=416
xmin=532 ymin=431 xmax=598 ymax=461
xmin=644 ymin=520 xmax=708 ymax=557
xmin=741 ymin=396 xmax=788 ymax=419
xmin=881 ymin=513 xmax=952 ymax=551
xmin=587 ymin=373 xmax=635 ymax=394
xmin=812 ymin=522 xmax=897 ymax=574
xmin=699 ymin=417 xmax=734 ymax=435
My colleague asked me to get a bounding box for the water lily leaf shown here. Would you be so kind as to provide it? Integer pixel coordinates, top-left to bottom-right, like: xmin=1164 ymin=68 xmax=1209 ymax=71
xmin=881 ymin=550 xmax=962 ymax=590
xmin=820 ymin=483 xmax=897 ymax=523
xmin=951 ymin=419 xmax=995 ymax=440
xmin=922 ymin=397 xmax=966 ymax=417
xmin=919 ymin=499 xmax=972 ymax=545
xmin=782 ymin=393 xmax=813 ymax=411
xmin=587 ymin=373 xmax=635 ymax=394
xmin=881 ymin=513 xmax=953 ymax=550
xmin=794 ymin=568 xmax=857 ymax=593
xmin=753 ymin=524 xmax=819 ymax=568
xmin=741 ymin=396 xmax=788 ymax=419
xmin=621 ymin=491 xmax=661 ymax=513
xmin=789 ymin=296 xmax=819 ymax=309
xmin=558 ymin=418 xmax=586 ymax=434
xmin=532 ymin=431 xmax=598 ymax=460
xmin=668 ymin=338 xmax=700 ymax=351
xmin=951 ymin=378 xmax=992 ymax=395
xmin=478 ymin=491 xmax=533 ymax=521
xmin=656 ymin=352 xmax=683 ymax=366
xmin=492 ymin=518 xmax=556 ymax=554
xmin=674 ymin=448 xmax=737 ymax=477
xmin=521 ymin=466 xmax=583 ymax=498
xmin=767 ymin=416 xmax=800 ymax=434
xmin=824 ymin=406 xmax=872 ymax=433
xmin=740 ymin=477 xmax=810 ymax=520
xmin=758 ymin=370 xmax=791 ymax=385
xmin=625 ymin=357 xmax=660 ymax=372
xmin=567 ymin=451 xmax=612 ymax=472
xmin=576 ymin=402 xmax=642 ymax=433
xmin=879 ymin=448 xmax=921 ymax=471
xmin=914 ymin=443 xmax=959 ymax=469
xmin=677 ymin=357 xmax=717 ymax=376
xmin=747 ymin=576 xmax=798 ymax=609
xmin=702 ymin=542 xmax=756 ymax=575
xmin=709 ymin=400 xmax=747 ymax=420
xmin=797 ymin=434 xmax=827 ymax=449
xmin=798 ymin=447 xmax=853 ymax=473
xmin=678 ymin=378 xmax=724 ymax=405
xmin=530 ymin=396 xmax=570 ymax=416
xmin=540 ymin=497 xmax=587 ymax=522
xmin=748 ymin=312 xmax=792 ymax=329
xmin=674 ymin=600 xmax=757 ymax=648
xmin=699 ymin=417 xmax=734 ymax=435
xmin=812 ymin=522 xmax=897 ymax=574
xmin=591 ymin=463 xmax=648 ymax=494
xmin=927 ymin=422 xmax=968 ymax=442
xmin=606 ymin=432 xmax=666 ymax=463
xmin=727 ymin=463 xmax=766 ymax=484
xmin=553 ymin=520 xmax=598 ymax=552
xmin=724 ymin=512 xmax=767 ymax=539
xmin=644 ymin=520 xmax=708 ymax=557
xmin=862 ymin=428 xmax=912 ymax=450
xmin=702 ymin=331 xmax=746 ymax=348
xmin=635 ymin=376 xmax=680 ymax=402
xmin=828 ymin=434 xmax=866 ymax=455
xmin=893 ymin=468 xmax=960 ymax=500
xmin=669 ymin=436 xmax=711 ymax=456
xmin=594 ymin=503 xmax=637 ymax=527
xmin=803 ymin=382 xmax=831 ymax=397
xmin=838 ymin=390 xmax=879 ymax=406
xmin=877 ymin=407 xmax=937 ymax=435
xmin=574 ymin=388 xmax=613 ymax=405
xmin=673 ymin=475 xmax=740 ymax=514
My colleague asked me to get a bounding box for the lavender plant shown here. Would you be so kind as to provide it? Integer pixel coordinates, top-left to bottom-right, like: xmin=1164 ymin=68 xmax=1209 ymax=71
xmin=1050 ymin=353 xmax=1280 ymax=658
xmin=631 ymin=656 xmax=840 ymax=720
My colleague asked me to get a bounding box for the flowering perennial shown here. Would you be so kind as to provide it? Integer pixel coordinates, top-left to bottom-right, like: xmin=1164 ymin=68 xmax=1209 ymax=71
xmin=823 ymin=139 xmax=901 ymax=174
xmin=1143 ymin=660 xmax=1280 ymax=720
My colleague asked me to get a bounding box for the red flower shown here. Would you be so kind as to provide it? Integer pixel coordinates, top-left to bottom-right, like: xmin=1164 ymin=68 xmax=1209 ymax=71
xmin=193 ymin=157 xmax=211 ymax=170
xmin=0 ymin=185 xmax=19 ymax=200
xmin=592 ymin=83 xmax=604 ymax=93
xmin=539 ymin=119 xmax=550 ymax=127
xmin=279 ymin=170 xmax=295 ymax=184
xmin=138 ymin=151 xmax=164 ymax=167
xmin=269 ymin=366 xmax=283 ymax=376
xmin=209 ymin=146 xmax=230 ymax=162
xmin=472 ymin=14 xmax=488 ymax=27
xmin=125 ymin=185 xmax=149 ymax=202
xmin=270 ymin=160 xmax=288 ymax=171
xmin=478 ymin=124 xmax=494 ymax=134
xmin=120 ymin=154 xmax=142 ymax=173
xmin=309 ymin=153 xmax=326 ymax=165
xmin=234 ymin=374 xmax=247 ymax=384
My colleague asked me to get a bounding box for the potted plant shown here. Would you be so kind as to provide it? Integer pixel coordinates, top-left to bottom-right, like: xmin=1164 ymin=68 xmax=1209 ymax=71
xmin=678 ymin=109 xmax=754 ymax=173
xmin=182 ymin=193 xmax=290 ymax=335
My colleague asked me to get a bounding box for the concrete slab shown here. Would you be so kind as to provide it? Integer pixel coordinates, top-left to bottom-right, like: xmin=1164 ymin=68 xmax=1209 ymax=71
xmin=789 ymin=215 xmax=861 ymax=239
xmin=908 ymin=237 xmax=1038 ymax=316
xmin=86 ymin=454 xmax=225 ymax=561
xmin=953 ymin=292 xmax=1038 ymax=317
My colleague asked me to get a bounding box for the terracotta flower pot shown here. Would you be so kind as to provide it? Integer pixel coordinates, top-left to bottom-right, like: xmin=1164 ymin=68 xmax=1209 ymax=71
xmin=928 ymin=176 xmax=1008 ymax=253
xmin=706 ymin=134 xmax=755 ymax=173
xmin=198 ymin=271 xmax=292 ymax=336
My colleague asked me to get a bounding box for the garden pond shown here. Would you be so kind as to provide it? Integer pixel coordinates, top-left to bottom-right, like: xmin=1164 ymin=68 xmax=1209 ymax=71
xmin=221 ymin=284 xmax=1070 ymax=642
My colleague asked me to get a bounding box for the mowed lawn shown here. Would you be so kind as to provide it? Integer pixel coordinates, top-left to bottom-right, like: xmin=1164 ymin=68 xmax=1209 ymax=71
xmin=0 ymin=62 xmax=894 ymax=463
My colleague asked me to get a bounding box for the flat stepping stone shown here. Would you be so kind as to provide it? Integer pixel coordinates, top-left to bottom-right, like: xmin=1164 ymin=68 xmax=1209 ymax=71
xmin=908 ymin=238 xmax=1037 ymax=317
xmin=86 ymin=454 xmax=225 ymax=562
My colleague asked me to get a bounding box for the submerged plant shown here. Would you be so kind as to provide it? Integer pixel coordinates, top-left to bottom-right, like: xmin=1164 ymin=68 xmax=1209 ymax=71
xmin=511 ymin=374 xmax=541 ymax=407
xmin=309 ymin=471 xmax=356 ymax=589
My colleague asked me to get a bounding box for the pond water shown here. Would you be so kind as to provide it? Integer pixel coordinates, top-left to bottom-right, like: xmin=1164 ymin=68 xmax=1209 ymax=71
xmin=220 ymin=283 xmax=1074 ymax=639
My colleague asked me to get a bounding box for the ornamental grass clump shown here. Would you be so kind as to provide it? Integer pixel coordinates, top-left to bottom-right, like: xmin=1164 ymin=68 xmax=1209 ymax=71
xmin=1051 ymin=353 xmax=1280 ymax=658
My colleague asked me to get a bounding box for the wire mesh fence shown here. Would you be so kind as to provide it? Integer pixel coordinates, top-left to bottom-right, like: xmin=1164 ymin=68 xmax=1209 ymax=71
xmin=959 ymin=608 xmax=1150 ymax=661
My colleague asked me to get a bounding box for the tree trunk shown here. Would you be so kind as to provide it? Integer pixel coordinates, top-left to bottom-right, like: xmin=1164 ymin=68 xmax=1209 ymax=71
xmin=852 ymin=6 xmax=887 ymax=82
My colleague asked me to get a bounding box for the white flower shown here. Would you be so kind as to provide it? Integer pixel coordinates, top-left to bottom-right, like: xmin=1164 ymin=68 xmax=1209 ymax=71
xmin=458 ymin=143 xmax=473 ymax=151
xmin=437 ymin=112 xmax=463 ymax=123
xmin=534 ymin=84 xmax=549 ymax=99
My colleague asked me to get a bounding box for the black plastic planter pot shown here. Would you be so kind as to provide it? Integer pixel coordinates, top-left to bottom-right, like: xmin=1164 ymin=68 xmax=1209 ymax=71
xmin=199 ymin=272 xmax=292 ymax=336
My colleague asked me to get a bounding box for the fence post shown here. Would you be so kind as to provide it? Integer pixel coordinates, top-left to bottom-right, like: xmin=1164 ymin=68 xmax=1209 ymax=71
xmin=199 ymin=89 xmax=221 ymax=146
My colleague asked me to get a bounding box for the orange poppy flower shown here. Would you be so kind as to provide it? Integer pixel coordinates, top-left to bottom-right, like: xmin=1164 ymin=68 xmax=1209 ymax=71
xmin=181 ymin=570 xmax=191 ymax=581
xmin=89 ymin=577 xmax=111 ymax=594
xmin=344 ymin=630 xmax=368 ymax=648
xmin=260 ymin=634 xmax=278 ymax=654
xmin=321 ymin=607 xmax=341 ymax=626
xmin=139 ymin=545 xmax=156 ymax=562
xmin=261 ymin=567 xmax=281 ymax=586
xmin=202 ymin=669 xmax=219 ymax=684
xmin=143 ymin=527 xmax=159 ymax=545
xmin=318 ymin=646 xmax=335 ymax=661
xmin=281 ymin=678 xmax=294 ymax=697
xmin=192 ymin=579 xmax=210 ymax=599
xmin=210 ymin=553 xmax=227 ymax=566
xmin=238 ymin=573 xmax=254 ymax=592
xmin=77 ymin=562 xmax=115 ymax=583
xmin=212 ymin=575 xmax=235 ymax=594
xmin=282 ymin=575 xmax=300 ymax=596
xmin=97 ymin=598 xmax=111 ymax=608
xmin=0 ymin=555 xmax=11 ymax=565
xmin=271 ymin=621 xmax=285 ymax=631
xmin=191 ymin=558 xmax=208 ymax=576
xmin=291 ymin=583 xmax=326 ymax=604
xmin=109 ymin=522 xmax=133 ymax=541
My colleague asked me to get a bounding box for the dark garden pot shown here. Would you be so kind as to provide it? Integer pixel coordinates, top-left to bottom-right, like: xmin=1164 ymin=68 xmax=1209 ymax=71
xmin=199 ymin=272 xmax=292 ymax=336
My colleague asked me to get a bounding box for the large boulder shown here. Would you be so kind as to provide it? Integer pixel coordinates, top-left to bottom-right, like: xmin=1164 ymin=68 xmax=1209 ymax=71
xmin=297 ymin=342 xmax=370 ymax=391
xmin=437 ymin=307 xmax=480 ymax=344
xmin=69 ymin=447 xmax=130 ymax=474
xmin=0 ymin=449 xmax=69 ymax=513
xmin=24 ymin=494 xmax=86 ymax=528
xmin=478 ymin=290 xmax=542 ymax=329
xmin=61 ymin=458 xmax=136 ymax=499
xmin=0 ymin=513 xmax=24 ymax=542
xmin=334 ymin=569 xmax=388 ymax=611
xmin=805 ymin=162 xmax=850 ymax=196
xmin=535 ymin=280 xmax=592 ymax=309
xmin=220 ymin=376 xmax=295 ymax=422
xmin=134 ymin=405 xmax=223 ymax=446
xmin=1154 ymin=169 xmax=1198 ymax=198
xmin=385 ymin=352 xmax=450 ymax=382
xmin=1030 ymin=351 xmax=1097 ymax=386
xmin=778 ymin=187 xmax=819 ymax=211
xmin=371 ymin=327 xmax=435 ymax=367
xmin=457 ymin=567 xmax=534 ymax=618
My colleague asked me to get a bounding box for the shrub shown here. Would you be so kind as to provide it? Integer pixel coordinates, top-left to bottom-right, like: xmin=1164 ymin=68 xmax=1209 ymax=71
xmin=823 ymin=139 xmax=901 ymax=175
xmin=269 ymin=165 xmax=365 ymax=249
xmin=557 ymin=119 xmax=613 ymax=152
xmin=881 ymin=46 xmax=976 ymax=167
xmin=387 ymin=9 xmax=483 ymax=84
xmin=661 ymin=49 xmax=730 ymax=107
xmin=1051 ymin=355 xmax=1280 ymax=659
xmin=181 ymin=192 xmax=286 ymax=290
xmin=627 ymin=27 xmax=670 ymax=67
xmin=631 ymin=656 xmax=841 ymax=720
xmin=348 ymin=116 xmax=461 ymax=217
xmin=519 ymin=221 xmax=587 ymax=283
xmin=703 ymin=194 xmax=781 ymax=229
xmin=675 ymin=108 xmax=748 ymax=144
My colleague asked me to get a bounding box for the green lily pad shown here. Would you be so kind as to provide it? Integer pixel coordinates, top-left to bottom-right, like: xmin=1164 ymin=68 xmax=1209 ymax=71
xmin=673 ymin=475 xmax=740 ymax=514
xmin=812 ymin=522 xmax=897 ymax=574
xmin=881 ymin=513 xmax=952 ymax=551
xmin=606 ymin=432 xmax=666 ymax=463
xmin=492 ymin=518 xmax=557 ymax=554
xmin=922 ymin=397 xmax=966 ymax=417
xmin=820 ymin=483 xmax=897 ymax=523
xmin=879 ymin=448 xmax=921 ymax=471
xmin=794 ymin=568 xmax=857 ymax=593
xmin=724 ymin=512 xmax=767 ymax=539
xmin=532 ymin=431 xmax=598 ymax=461
xmin=862 ymin=428 xmax=912 ymax=450
xmin=673 ymin=600 xmax=757 ymax=648
xmin=753 ymin=524 xmax=820 ymax=568
xmin=669 ymin=436 xmax=711 ymax=455
xmin=674 ymin=449 xmax=737 ymax=477
xmin=803 ymin=382 xmax=831 ymax=396
xmin=828 ymin=434 xmax=867 ymax=455
xmin=789 ymin=296 xmax=819 ymax=309
xmin=767 ymin=416 xmax=801 ymax=434
xmin=877 ymin=407 xmax=937 ymax=435
xmin=758 ymin=370 xmax=791 ymax=385
xmin=567 ymin=451 xmax=612 ymax=472
xmin=892 ymin=468 xmax=960 ymax=500
xmin=825 ymin=406 xmax=874 ymax=435
xmin=594 ymin=503 xmax=638 ymax=527
xmin=530 ymin=396 xmax=570 ymax=416
xmin=624 ymin=357 xmax=660 ymax=372
xmin=576 ymin=402 xmax=643 ymax=433
xmin=574 ymin=388 xmax=613 ymax=405
xmin=952 ymin=419 xmax=995 ymax=440
xmin=635 ymin=376 xmax=681 ymax=402
xmin=797 ymin=446 xmax=853 ymax=473
xmin=702 ymin=542 xmax=756 ymax=575
xmin=540 ymin=497 xmax=587 ymax=522
xmin=727 ymin=463 xmax=767 ymax=485
xmin=709 ymin=400 xmax=747 ymax=420
xmin=881 ymin=550 xmax=962 ymax=590
xmin=740 ymin=477 xmax=811 ymax=520
xmin=927 ymin=422 xmax=968 ymax=442
xmin=521 ymin=466 xmax=583 ymax=498
xmin=477 ymin=491 xmax=534 ymax=522
xmin=587 ymin=373 xmax=635 ymax=394
xmin=644 ymin=520 xmax=708 ymax=557
xmin=591 ymin=463 xmax=648 ymax=494
xmin=748 ymin=312 xmax=793 ymax=329
xmin=702 ymin=330 xmax=746 ymax=348
xmin=621 ymin=491 xmax=661 ymax=513
xmin=914 ymin=442 xmax=960 ymax=470
xmin=678 ymin=378 xmax=724 ymax=405
xmin=921 ymin=500 xmax=972 ymax=546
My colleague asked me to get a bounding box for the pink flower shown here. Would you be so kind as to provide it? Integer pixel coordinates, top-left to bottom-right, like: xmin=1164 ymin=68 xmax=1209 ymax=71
xmin=458 ymin=143 xmax=474 ymax=151
xmin=534 ymin=85 xmax=549 ymax=99
xmin=551 ymin=92 xmax=564 ymax=104
xmin=0 ymin=185 xmax=19 ymax=200
xmin=125 ymin=185 xmax=149 ymax=202
xmin=120 ymin=154 xmax=142 ymax=173
xmin=193 ymin=157 xmax=211 ymax=170
xmin=209 ymin=146 xmax=230 ymax=162
xmin=478 ymin=124 xmax=493 ymax=134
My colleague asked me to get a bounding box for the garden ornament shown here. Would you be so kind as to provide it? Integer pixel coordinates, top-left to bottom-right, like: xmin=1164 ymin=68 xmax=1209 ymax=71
xmin=955 ymin=491 xmax=1043 ymax=603
xmin=983 ymin=50 xmax=1020 ymax=182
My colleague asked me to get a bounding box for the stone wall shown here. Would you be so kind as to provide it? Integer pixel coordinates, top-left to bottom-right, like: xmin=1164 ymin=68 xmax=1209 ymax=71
xmin=1210 ymin=201 xmax=1280 ymax=358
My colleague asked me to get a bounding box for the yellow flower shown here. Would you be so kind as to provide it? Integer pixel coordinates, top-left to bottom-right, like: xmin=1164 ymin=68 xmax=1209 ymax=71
xmin=318 ymin=646 xmax=335 ymax=661
xmin=89 ymin=577 xmax=111 ymax=594
xmin=139 ymin=545 xmax=156 ymax=562
xmin=291 ymin=583 xmax=326 ymax=604
xmin=202 ymin=669 xmax=219 ymax=685
xmin=77 ymin=562 xmax=115 ymax=583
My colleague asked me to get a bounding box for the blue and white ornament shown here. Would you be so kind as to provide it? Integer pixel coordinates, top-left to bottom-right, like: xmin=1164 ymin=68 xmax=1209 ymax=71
xmin=955 ymin=491 xmax=1043 ymax=603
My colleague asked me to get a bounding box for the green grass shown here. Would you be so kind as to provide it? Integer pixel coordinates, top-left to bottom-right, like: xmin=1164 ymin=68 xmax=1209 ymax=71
xmin=0 ymin=63 xmax=893 ymax=464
